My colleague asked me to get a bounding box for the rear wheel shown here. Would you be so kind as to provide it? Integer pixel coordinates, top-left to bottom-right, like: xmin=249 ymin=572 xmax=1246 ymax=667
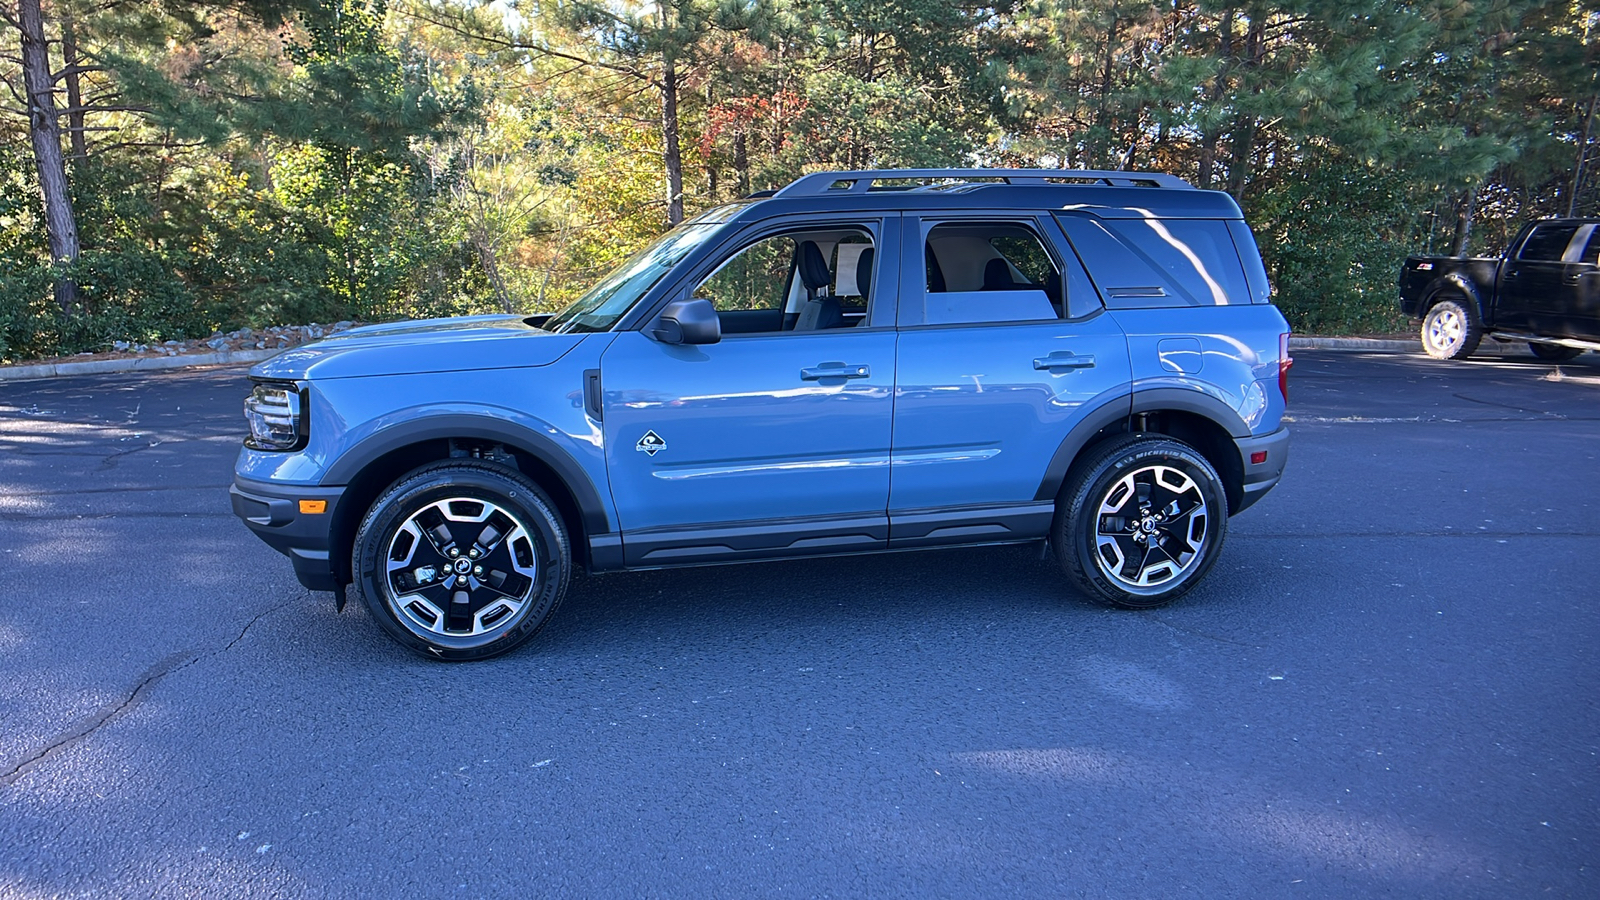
xmin=352 ymin=461 xmax=570 ymax=661
xmin=1420 ymin=298 xmax=1482 ymax=360
xmin=1529 ymin=342 xmax=1582 ymax=362
xmin=1054 ymin=435 xmax=1228 ymax=610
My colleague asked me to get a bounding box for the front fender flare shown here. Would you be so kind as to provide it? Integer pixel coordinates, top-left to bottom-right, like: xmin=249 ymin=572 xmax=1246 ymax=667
xmin=321 ymin=410 xmax=611 ymax=535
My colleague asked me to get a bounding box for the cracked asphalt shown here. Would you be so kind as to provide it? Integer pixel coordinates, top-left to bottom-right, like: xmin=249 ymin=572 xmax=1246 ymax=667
xmin=0 ymin=350 xmax=1596 ymax=899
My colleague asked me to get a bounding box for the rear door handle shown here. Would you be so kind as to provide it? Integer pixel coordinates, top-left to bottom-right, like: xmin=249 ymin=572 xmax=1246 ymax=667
xmin=1034 ymin=353 xmax=1096 ymax=370
xmin=801 ymin=362 xmax=870 ymax=380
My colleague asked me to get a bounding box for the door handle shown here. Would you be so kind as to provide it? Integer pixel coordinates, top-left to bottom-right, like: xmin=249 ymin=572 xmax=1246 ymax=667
xmin=801 ymin=362 xmax=870 ymax=380
xmin=1033 ymin=353 xmax=1096 ymax=370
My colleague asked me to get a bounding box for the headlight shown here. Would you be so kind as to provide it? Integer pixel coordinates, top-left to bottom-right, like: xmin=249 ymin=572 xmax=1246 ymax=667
xmin=244 ymin=383 xmax=305 ymax=451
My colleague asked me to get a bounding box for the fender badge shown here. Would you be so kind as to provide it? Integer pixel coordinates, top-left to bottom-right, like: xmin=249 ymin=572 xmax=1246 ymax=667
xmin=636 ymin=430 xmax=666 ymax=456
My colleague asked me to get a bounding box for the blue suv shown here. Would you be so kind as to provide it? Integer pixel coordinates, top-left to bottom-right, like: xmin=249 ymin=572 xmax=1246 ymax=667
xmin=231 ymin=169 xmax=1292 ymax=660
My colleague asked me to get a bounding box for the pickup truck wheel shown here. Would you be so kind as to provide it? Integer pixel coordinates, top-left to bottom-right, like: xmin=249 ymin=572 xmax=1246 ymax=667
xmin=352 ymin=462 xmax=570 ymax=661
xmin=1420 ymin=298 xmax=1482 ymax=360
xmin=1054 ymin=436 xmax=1228 ymax=610
xmin=1529 ymin=342 xmax=1583 ymax=362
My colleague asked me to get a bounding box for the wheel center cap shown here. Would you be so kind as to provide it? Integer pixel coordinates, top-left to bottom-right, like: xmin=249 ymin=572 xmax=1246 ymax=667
xmin=1141 ymin=519 xmax=1158 ymax=534
xmin=453 ymin=557 xmax=473 ymax=574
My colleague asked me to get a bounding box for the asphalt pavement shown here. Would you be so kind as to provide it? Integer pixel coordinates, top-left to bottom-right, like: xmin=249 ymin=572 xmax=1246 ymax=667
xmin=1 ymin=350 xmax=1596 ymax=899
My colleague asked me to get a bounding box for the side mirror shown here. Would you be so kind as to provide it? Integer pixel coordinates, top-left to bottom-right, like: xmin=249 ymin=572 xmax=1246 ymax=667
xmin=652 ymin=297 xmax=721 ymax=345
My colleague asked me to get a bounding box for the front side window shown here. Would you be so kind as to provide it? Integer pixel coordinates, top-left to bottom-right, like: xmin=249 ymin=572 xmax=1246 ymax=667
xmin=692 ymin=227 xmax=876 ymax=335
xmin=1519 ymin=224 xmax=1583 ymax=262
xmin=694 ymin=234 xmax=795 ymax=313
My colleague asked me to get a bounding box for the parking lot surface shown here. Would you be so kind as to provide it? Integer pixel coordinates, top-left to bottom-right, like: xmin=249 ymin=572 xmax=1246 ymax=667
xmin=1 ymin=350 xmax=1596 ymax=898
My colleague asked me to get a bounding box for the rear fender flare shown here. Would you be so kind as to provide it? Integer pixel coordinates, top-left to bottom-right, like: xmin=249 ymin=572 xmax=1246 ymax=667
xmin=1423 ymin=274 xmax=1487 ymax=324
xmin=1032 ymin=388 xmax=1252 ymax=503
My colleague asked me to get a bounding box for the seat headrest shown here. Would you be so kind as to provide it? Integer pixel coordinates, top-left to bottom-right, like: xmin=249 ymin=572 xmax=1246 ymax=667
xmin=984 ymin=258 xmax=1017 ymax=290
xmin=797 ymin=241 xmax=831 ymax=293
xmin=856 ymin=247 xmax=875 ymax=301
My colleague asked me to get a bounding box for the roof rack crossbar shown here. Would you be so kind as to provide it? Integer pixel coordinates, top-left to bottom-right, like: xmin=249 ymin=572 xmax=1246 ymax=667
xmin=772 ymin=168 xmax=1194 ymax=197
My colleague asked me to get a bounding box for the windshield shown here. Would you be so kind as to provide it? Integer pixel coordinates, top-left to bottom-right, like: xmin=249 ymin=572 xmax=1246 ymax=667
xmin=546 ymin=223 xmax=724 ymax=333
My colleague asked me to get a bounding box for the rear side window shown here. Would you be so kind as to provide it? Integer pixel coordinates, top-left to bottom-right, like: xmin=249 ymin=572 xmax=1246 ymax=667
xmin=1519 ymin=223 xmax=1583 ymax=262
xmin=921 ymin=222 xmax=1062 ymax=324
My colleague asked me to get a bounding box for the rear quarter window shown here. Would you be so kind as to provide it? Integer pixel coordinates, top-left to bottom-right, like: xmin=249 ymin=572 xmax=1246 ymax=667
xmin=1102 ymin=219 xmax=1251 ymax=306
xmin=1055 ymin=215 xmax=1251 ymax=307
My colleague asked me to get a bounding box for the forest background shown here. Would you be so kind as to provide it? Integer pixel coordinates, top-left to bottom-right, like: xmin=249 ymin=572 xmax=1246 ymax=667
xmin=1 ymin=0 xmax=1596 ymax=361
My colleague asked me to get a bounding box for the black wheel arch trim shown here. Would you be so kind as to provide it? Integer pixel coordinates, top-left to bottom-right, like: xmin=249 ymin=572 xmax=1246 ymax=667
xmin=1033 ymin=391 xmax=1134 ymax=502
xmin=1421 ymin=274 xmax=1488 ymax=323
xmin=319 ymin=413 xmax=612 ymax=535
xmin=1032 ymin=387 xmax=1253 ymax=502
xmin=1131 ymin=388 xmax=1252 ymax=439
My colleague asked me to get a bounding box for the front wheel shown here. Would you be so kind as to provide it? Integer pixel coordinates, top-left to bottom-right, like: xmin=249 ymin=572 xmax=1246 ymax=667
xmin=1054 ymin=435 xmax=1228 ymax=610
xmin=1529 ymin=342 xmax=1583 ymax=362
xmin=352 ymin=461 xmax=570 ymax=661
xmin=1420 ymin=298 xmax=1482 ymax=360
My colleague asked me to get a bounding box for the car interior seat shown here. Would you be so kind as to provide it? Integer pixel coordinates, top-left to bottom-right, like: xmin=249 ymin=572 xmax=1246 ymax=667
xmin=793 ymin=240 xmax=842 ymax=330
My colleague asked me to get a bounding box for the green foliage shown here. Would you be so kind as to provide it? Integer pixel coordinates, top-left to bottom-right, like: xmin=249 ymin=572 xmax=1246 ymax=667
xmin=3 ymin=0 xmax=1597 ymax=362
xmin=1251 ymin=156 xmax=1419 ymax=335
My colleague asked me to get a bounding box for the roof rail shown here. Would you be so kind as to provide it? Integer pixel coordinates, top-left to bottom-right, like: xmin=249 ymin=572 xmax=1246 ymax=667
xmin=772 ymin=168 xmax=1194 ymax=197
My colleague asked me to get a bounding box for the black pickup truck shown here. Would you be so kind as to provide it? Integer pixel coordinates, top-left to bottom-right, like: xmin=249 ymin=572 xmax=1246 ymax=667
xmin=1399 ymin=218 xmax=1600 ymax=360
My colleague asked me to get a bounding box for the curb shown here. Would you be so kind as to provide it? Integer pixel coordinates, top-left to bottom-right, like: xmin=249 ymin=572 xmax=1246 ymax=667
xmin=0 ymin=349 xmax=279 ymax=383
xmin=1290 ymin=336 xmax=1542 ymax=355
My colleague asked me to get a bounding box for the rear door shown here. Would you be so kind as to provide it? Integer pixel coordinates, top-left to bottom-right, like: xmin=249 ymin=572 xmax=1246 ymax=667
xmin=888 ymin=213 xmax=1130 ymax=545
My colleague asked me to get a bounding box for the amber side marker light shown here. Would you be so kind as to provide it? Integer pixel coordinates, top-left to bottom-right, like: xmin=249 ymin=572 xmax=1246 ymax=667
xmin=299 ymin=500 xmax=328 ymax=514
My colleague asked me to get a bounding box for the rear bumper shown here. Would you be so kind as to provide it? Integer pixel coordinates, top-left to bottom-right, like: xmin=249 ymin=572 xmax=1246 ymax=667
xmin=231 ymin=476 xmax=345 ymax=592
xmin=1233 ymin=426 xmax=1289 ymax=514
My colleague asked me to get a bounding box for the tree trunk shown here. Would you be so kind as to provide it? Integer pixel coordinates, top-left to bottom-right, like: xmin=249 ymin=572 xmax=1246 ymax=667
xmin=1195 ymin=8 xmax=1235 ymax=190
xmin=62 ymin=17 xmax=87 ymax=165
xmin=733 ymin=129 xmax=749 ymax=196
xmin=1569 ymin=92 xmax=1597 ymax=218
xmin=1225 ymin=115 xmax=1257 ymax=198
xmin=18 ymin=0 xmax=80 ymax=313
xmin=1224 ymin=18 xmax=1264 ymax=199
xmin=660 ymin=54 xmax=684 ymax=226
xmin=1449 ymin=186 xmax=1478 ymax=258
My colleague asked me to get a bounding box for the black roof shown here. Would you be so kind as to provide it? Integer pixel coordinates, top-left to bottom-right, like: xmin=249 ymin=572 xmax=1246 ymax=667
xmin=694 ymin=168 xmax=1244 ymax=224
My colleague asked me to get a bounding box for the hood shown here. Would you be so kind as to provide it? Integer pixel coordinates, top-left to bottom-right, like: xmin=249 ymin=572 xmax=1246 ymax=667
xmin=249 ymin=315 xmax=587 ymax=381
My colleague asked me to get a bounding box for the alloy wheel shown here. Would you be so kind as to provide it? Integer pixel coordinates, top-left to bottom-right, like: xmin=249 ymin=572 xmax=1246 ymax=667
xmin=1093 ymin=464 xmax=1210 ymax=593
xmin=383 ymin=496 xmax=541 ymax=640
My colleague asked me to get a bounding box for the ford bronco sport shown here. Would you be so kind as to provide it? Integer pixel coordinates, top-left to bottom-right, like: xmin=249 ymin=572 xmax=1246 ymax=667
xmin=231 ymin=168 xmax=1292 ymax=660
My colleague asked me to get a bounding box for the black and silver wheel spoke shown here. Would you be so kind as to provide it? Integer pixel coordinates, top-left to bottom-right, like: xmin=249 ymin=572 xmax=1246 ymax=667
xmin=384 ymin=496 xmax=541 ymax=639
xmin=1094 ymin=463 xmax=1209 ymax=590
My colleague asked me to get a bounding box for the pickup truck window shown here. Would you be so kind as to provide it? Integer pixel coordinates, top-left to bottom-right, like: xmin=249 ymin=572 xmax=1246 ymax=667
xmin=1518 ymin=223 xmax=1583 ymax=262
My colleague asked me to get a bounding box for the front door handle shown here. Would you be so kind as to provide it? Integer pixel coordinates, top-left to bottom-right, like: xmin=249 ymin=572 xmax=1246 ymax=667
xmin=1034 ymin=352 xmax=1096 ymax=371
xmin=801 ymin=362 xmax=870 ymax=380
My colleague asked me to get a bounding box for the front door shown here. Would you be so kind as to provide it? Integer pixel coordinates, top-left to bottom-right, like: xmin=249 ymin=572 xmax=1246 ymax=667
xmin=601 ymin=219 xmax=899 ymax=565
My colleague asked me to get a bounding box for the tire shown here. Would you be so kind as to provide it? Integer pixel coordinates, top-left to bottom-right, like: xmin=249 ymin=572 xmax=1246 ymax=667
xmin=351 ymin=461 xmax=570 ymax=661
xmin=1054 ymin=435 xmax=1228 ymax=610
xmin=1420 ymin=297 xmax=1482 ymax=360
xmin=1529 ymin=342 xmax=1582 ymax=362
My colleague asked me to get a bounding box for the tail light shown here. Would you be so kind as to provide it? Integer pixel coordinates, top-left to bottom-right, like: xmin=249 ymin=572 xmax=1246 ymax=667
xmin=1278 ymin=332 xmax=1293 ymax=403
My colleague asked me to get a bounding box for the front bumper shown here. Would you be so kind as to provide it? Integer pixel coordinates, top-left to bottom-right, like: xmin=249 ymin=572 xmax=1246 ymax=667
xmin=1233 ymin=426 xmax=1290 ymax=514
xmin=231 ymin=476 xmax=345 ymax=592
